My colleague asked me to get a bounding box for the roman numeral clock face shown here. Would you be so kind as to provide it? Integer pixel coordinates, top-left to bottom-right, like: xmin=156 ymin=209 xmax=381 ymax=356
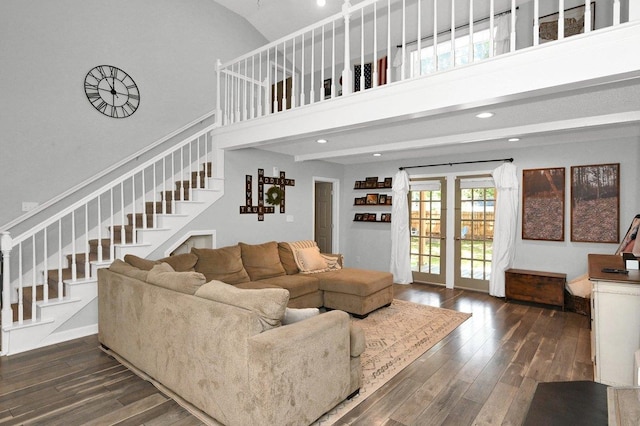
xmin=84 ymin=65 xmax=140 ymax=118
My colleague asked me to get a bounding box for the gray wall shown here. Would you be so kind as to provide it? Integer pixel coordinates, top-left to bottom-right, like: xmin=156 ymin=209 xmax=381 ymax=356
xmin=3 ymin=0 xmax=637 ymax=286
xmin=341 ymin=136 xmax=639 ymax=281
xmin=0 ymin=0 xmax=266 ymax=227
xmin=148 ymin=148 xmax=345 ymax=258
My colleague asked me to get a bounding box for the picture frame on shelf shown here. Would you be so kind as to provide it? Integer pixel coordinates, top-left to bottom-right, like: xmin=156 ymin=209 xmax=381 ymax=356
xmin=366 ymin=193 xmax=378 ymax=204
xmin=381 ymin=213 xmax=391 ymax=222
xmin=377 ymin=181 xmax=385 ymax=188
xmin=354 ymin=180 xmax=362 ymax=189
xmin=355 ymin=197 xmax=366 ymax=205
xmin=378 ymin=194 xmax=387 ymax=204
xmin=386 ymin=195 xmax=393 ymax=205
xmin=365 ymin=177 xmax=378 ymax=188
xmin=367 ymin=213 xmax=377 ymax=222
xmin=354 ymin=213 xmax=364 ymax=221
xmin=384 ymin=177 xmax=393 ymax=188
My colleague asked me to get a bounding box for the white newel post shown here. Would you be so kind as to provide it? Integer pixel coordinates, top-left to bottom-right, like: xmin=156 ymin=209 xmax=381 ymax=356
xmin=215 ymin=59 xmax=222 ymax=126
xmin=2 ymin=232 xmax=13 ymax=339
xmin=342 ymin=0 xmax=352 ymax=96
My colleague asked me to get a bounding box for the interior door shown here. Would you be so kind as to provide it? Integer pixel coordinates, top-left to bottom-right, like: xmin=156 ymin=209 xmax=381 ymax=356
xmin=454 ymin=176 xmax=495 ymax=291
xmin=314 ymin=181 xmax=333 ymax=253
xmin=409 ymin=177 xmax=446 ymax=285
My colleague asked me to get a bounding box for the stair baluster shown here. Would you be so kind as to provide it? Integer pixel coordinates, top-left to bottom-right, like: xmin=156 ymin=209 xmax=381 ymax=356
xmin=1 ymin=125 xmax=221 ymax=355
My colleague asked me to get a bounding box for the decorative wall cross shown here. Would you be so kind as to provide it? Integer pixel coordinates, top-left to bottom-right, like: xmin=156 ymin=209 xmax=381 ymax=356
xmin=240 ymin=168 xmax=295 ymax=221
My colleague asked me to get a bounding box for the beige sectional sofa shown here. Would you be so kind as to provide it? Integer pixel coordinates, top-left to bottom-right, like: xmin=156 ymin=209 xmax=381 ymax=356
xmin=98 ymin=240 xmax=394 ymax=425
xmin=99 ymin=260 xmax=365 ymax=426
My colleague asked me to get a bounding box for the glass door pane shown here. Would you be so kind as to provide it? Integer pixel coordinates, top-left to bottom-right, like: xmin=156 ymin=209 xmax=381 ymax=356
xmin=455 ymin=177 xmax=495 ymax=291
xmin=410 ymin=178 xmax=446 ymax=285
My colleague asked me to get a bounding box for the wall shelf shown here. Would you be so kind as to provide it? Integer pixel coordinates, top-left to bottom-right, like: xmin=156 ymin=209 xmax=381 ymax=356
xmin=352 ymin=177 xmax=392 ymax=224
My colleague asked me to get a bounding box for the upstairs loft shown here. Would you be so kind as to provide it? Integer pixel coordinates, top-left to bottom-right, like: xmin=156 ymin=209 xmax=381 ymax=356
xmin=211 ymin=0 xmax=640 ymax=164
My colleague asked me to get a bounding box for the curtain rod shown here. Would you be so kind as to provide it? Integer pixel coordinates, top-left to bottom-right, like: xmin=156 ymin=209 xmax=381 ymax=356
xmin=399 ymin=158 xmax=513 ymax=171
xmin=396 ymin=7 xmax=518 ymax=48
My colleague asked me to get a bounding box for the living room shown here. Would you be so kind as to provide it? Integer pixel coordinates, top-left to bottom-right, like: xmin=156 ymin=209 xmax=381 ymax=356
xmin=1 ymin=0 xmax=640 ymax=423
xmin=2 ymin=0 xmax=639 ymax=274
xmin=0 ymin=1 xmax=640 ymax=342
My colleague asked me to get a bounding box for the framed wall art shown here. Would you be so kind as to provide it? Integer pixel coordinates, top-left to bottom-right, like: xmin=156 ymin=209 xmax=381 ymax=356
xmin=539 ymin=2 xmax=595 ymax=43
xmin=522 ymin=167 xmax=565 ymax=241
xmin=570 ymin=163 xmax=619 ymax=243
xmin=366 ymin=193 xmax=378 ymax=204
xmin=323 ymin=78 xmax=332 ymax=99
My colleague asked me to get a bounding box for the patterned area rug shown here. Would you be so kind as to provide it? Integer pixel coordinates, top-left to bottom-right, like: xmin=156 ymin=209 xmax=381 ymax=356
xmin=313 ymin=299 xmax=472 ymax=425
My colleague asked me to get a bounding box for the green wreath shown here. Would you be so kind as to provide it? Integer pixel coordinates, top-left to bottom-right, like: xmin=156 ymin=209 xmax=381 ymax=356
xmin=265 ymin=186 xmax=284 ymax=206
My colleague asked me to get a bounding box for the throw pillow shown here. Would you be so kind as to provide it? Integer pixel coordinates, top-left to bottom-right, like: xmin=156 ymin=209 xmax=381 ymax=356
xmin=123 ymin=254 xmax=156 ymax=271
xmin=191 ymin=245 xmax=251 ymax=284
xmin=146 ymin=262 xmax=206 ymax=295
xmin=239 ymin=241 xmax=286 ymax=281
xmin=159 ymin=253 xmax=198 ymax=272
xmin=195 ymin=280 xmax=289 ymax=330
xmin=278 ymin=242 xmax=300 ymax=275
xmin=282 ymin=307 xmax=320 ymax=325
xmin=123 ymin=253 xmax=198 ymax=272
xmin=286 ymin=240 xmax=340 ymax=273
xmin=109 ymin=259 xmax=149 ymax=281
xmin=296 ymin=246 xmax=329 ymax=273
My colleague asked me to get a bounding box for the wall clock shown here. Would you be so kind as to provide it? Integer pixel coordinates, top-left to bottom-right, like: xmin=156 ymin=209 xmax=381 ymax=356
xmin=84 ymin=65 xmax=140 ymax=118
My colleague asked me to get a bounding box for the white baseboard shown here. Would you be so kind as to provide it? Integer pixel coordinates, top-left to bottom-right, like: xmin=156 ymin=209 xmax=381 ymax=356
xmin=39 ymin=323 xmax=99 ymax=348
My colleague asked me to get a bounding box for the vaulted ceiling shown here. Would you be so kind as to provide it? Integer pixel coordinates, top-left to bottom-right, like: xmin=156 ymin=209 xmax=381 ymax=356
xmin=214 ymin=0 xmax=350 ymax=42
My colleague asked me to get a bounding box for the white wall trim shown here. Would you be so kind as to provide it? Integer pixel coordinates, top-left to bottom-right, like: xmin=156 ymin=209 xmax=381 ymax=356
xmin=164 ymin=230 xmax=217 ymax=257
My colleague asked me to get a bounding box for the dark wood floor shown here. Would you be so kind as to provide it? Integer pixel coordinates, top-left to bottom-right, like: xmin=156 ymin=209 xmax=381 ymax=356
xmin=0 ymin=283 xmax=591 ymax=425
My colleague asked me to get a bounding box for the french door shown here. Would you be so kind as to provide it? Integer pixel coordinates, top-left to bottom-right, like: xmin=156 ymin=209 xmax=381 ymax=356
xmin=410 ymin=175 xmax=494 ymax=290
xmin=454 ymin=176 xmax=495 ymax=292
xmin=410 ymin=178 xmax=446 ymax=285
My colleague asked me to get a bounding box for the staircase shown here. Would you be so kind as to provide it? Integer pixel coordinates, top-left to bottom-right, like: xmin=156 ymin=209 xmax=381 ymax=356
xmin=1 ymin=125 xmax=224 ymax=355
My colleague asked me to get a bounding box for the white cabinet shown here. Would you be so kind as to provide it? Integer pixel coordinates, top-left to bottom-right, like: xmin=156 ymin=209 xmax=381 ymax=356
xmin=589 ymin=254 xmax=640 ymax=387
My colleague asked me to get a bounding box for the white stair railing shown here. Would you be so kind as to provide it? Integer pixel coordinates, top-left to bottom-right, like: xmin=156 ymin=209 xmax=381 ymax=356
xmin=1 ymin=124 xmax=218 ymax=339
xmin=216 ymin=0 xmax=627 ymax=127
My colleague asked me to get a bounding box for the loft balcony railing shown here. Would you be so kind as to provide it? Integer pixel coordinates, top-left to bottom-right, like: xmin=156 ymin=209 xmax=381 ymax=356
xmin=216 ymin=0 xmax=631 ymax=127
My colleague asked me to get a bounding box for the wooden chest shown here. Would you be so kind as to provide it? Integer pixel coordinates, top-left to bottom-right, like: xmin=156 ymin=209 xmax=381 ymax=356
xmin=505 ymin=268 xmax=566 ymax=309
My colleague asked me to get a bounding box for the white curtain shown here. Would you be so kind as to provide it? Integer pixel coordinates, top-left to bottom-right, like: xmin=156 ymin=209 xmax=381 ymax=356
xmin=494 ymin=13 xmax=511 ymax=56
xmin=390 ymin=170 xmax=412 ymax=284
xmin=489 ymin=163 xmax=519 ymax=297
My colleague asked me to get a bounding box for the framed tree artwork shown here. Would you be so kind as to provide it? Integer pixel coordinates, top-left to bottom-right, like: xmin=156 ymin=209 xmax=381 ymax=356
xmin=522 ymin=167 xmax=565 ymax=241
xmin=570 ymin=163 xmax=620 ymax=243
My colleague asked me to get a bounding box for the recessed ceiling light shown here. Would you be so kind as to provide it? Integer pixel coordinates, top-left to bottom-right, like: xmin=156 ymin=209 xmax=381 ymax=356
xmin=475 ymin=112 xmax=494 ymax=119
xmin=508 ymin=137 xmax=520 ymax=142
xmin=316 ymin=138 xmax=327 ymax=144
xmin=373 ymin=153 xmax=382 ymax=157
xmin=317 ymin=0 xmax=326 ymax=6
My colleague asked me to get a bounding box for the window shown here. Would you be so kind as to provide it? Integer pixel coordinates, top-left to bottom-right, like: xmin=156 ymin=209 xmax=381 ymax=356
xmin=407 ymin=12 xmax=511 ymax=77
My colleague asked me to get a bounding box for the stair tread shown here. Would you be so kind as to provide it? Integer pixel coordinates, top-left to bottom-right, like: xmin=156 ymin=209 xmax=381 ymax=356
xmin=48 ymin=268 xmax=87 ymax=281
xmin=5 ymin=160 xmax=218 ymax=334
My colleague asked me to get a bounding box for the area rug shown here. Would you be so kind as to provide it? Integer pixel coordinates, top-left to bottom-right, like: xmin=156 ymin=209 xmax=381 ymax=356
xmin=313 ymin=299 xmax=472 ymax=425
